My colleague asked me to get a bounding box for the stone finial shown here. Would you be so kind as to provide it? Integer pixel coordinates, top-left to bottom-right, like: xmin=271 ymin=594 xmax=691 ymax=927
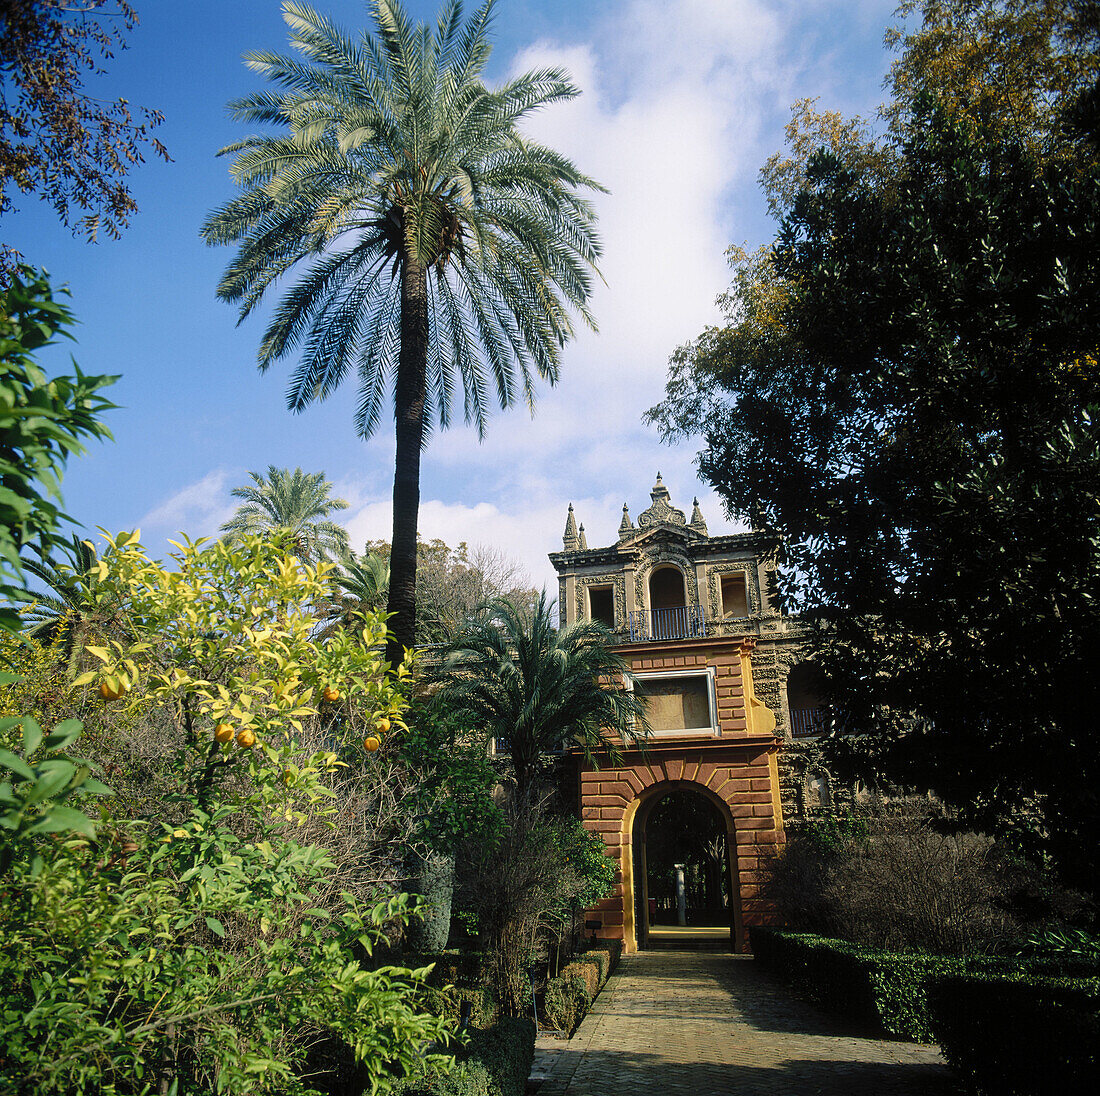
xmin=563 ymin=503 xmax=579 ymax=551
xmin=578 ymin=523 xmax=588 ymax=550
xmin=650 ymin=471 xmax=670 ymax=503
xmin=618 ymin=503 xmax=634 ymax=540
xmin=638 ymin=473 xmax=686 ymax=528
xmin=689 ymin=496 xmax=708 ymax=536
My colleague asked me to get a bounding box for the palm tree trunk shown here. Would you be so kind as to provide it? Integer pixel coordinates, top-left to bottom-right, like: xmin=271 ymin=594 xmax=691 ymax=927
xmin=386 ymin=257 xmax=429 ymax=668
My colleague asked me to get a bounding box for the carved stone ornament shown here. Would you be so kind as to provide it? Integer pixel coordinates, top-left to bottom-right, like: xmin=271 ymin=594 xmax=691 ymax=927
xmin=637 ymin=472 xmax=686 ymax=528
xmin=574 ymin=572 xmax=628 ymax=627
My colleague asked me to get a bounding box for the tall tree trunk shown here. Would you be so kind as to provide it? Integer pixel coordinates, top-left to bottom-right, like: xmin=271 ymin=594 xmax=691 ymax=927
xmin=386 ymin=257 xmax=429 ymax=668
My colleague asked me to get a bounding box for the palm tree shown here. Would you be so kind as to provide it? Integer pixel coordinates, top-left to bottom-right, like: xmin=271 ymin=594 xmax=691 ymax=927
xmin=433 ymin=593 xmax=648 ymax=797
xmin=316 ymin=547 xmax=390 ymax=636
xmin=221 ymin=466 xmax=350 ymax=564
xmin=201 ymin=0 xmax=603 ymax=667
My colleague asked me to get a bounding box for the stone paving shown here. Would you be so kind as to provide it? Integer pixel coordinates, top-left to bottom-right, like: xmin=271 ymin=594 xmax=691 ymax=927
xmin=531 ymin=951 xmax=957 ymax=1096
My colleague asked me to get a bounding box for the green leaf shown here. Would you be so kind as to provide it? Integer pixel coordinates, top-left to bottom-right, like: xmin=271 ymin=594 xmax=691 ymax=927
xmin=0 ymin=749 xmax=34 ymax=782
xmin=21 ymin=717 xmax=43 ymax=757
xmin=42 ymin=720 xmax=83 ymax=752
xmin=205 ymin=916 xmax=226 ymax=938
xmin=31 ymin=805 xmax=96 ymax=839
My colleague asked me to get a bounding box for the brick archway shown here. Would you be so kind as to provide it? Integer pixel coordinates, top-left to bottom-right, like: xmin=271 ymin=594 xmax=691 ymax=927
xmin=626 ymin=779 xmax=740 ymax=950
xmin=579 ymin=744 xmax=783 ymax=953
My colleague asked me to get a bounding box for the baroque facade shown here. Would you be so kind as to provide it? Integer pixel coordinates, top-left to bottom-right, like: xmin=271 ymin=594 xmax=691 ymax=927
xmin=550 ymin=475 xmax=825 ymax=952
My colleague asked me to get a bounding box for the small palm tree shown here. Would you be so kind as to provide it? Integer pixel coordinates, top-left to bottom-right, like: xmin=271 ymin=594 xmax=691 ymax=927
xmin=202 ymin=0 xmax=603 ymax=666
xmin=221 ymin=466 xmax=350 ymax=564
xmin=317 ymin=548 xmax=390 ymax=636
xmin=21 ymin=536 xmax=124 ymax=674
xmin=434 ymin=593 xmax=648 ymax=797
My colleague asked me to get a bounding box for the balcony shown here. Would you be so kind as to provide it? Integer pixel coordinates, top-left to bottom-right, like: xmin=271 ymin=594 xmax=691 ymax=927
xmin=627 ymin=605 xmax=707 ymax=642
xmin=789 ymin=707 xmax=828 ymax=738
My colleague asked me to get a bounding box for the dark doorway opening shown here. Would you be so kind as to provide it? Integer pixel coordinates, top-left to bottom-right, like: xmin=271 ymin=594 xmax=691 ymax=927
xmin=634 ymin=787 xmax=733 ymax=950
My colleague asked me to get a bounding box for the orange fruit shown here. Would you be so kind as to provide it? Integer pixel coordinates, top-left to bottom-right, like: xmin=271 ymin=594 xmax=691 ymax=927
xmin=98 ymin=680 xmax=126 ymax=702
xmin=214 ymin=723 xmax=235 ymax=744
xmin=375 ymin=717 xmax=390 ymax=734
xmin=323 ymin=685 xmax=341 ymax=703
xmin=236 ymin=728 xmax=257 ymax=748
xmin=363 ymin=736 xmax=380 ymax=752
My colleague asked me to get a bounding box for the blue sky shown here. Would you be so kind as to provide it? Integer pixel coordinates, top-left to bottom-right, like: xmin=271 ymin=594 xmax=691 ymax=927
xmin=4 ymin=0 xmax=900 ymax=591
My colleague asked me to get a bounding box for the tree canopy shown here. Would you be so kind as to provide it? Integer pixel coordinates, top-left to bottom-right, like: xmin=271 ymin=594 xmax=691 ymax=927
xmin=648 ymin=0 xmax=1100 ymax=887
xmin=202 ymin=0 xmax=602 ymax=666
xmin=220 ymin=465 xmax=350 ymax=564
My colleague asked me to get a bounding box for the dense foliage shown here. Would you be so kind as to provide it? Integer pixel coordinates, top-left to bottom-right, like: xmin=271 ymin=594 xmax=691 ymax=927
xmin=749 ymin=926 xmax=1100 ymax=1043
xmin=0 ymin=268 xmax=116 ymax=632
xmin=928 ymin=971 xmax=1100 ymax=1094
xmin=0 ymin=534 xmax=460 ymax=1094
xmin=202 ymin=0 xmax=602 ymax=663
xmin=649 ymin=0 xmax=1100 ymax=886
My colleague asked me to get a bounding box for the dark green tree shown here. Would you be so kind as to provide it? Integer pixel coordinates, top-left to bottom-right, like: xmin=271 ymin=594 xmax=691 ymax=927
xmin=433 ymin=593 xmax=648 ymax=798
xmin=650 ymin=96 xmax=1100 ymax=887
xmin=202 ymin=0 xmax=602 ymax=667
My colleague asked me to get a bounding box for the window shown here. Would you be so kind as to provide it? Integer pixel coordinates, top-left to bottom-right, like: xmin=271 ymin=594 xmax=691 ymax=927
xmin=588 ymin=585 xmax=614 ymax=627
xmin=720 ymin=573 xmax=748 ymax=617
xmin=631 ymin=668 xmax=718 ymax=735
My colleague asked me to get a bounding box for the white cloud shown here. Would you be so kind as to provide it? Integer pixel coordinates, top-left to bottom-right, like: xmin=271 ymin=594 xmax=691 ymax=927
xmin=137 ymin=470 xmax=237 ymax=542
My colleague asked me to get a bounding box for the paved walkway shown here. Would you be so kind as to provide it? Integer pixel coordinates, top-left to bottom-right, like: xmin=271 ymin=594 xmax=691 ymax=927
xmin=532 ymin=951 xmax=956 ymax=1096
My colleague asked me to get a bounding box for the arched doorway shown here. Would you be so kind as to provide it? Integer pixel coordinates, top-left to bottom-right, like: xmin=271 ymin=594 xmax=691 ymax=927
xmin=630 ymin=784 xmax=737 ymax=950
xmin=648 ymin=565 xmax=688 ymax=640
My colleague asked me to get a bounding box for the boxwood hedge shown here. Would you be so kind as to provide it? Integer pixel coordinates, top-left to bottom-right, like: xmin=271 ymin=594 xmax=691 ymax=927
xmin=928 ymin=973 xmax=1100 ymax=1095
xmin=749 ymin=927 xmax=1100 ymax=1043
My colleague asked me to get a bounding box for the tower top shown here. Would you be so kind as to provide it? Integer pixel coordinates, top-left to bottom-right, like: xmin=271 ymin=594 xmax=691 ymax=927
xmin=562 ymin=502 xmax=579 ymax=551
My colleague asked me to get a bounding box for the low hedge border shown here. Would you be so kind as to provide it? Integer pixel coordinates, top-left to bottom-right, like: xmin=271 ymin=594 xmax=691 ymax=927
xmin=749 ymin=927 xmax=1100 ymax=1043
xmin=541 ymin=942 xmax=622 ymax=1035
xmin=398 ymin=1017 xmax=536 ymax=1096
xmin=928 ymin=973 xmax=1100 ymax=1096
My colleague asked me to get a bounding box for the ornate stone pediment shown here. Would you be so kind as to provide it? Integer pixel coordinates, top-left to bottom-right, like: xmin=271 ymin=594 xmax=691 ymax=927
xmin=637 ymin=473 xmax=685 ymax=528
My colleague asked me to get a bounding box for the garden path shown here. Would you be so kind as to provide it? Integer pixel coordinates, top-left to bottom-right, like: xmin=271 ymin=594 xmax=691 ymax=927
xmin=530 ymin=951 xmax=956 ymax=1096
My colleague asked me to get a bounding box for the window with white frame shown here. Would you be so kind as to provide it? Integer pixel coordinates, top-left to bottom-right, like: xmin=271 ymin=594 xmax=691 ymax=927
xmin=629 ymin=667 xmax=718 ymax=735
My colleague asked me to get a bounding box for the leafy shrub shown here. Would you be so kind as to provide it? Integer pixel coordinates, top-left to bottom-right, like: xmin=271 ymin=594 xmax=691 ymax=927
xmin=576 ymin=948 xmax=612 ymax=986
xmin=420 ymin=984 xmax=499 ymax=1029
xmin=401 ymin=1018 xmax=535 ymax=1096
xmin=457 ymin=793 xmax=615 ymax=1016
xmin=0 ymin=535 xmax=457 ymax=1094
xmin=750 ymin=926 xmax=1100 ymax=1042
xmin=929 ymin=973 xmax=1100 ymax=1095
xmin=765 ymin=803 xmax=1082 ymax=954
xmin=557 ymin=959 xmax=601 ymax=999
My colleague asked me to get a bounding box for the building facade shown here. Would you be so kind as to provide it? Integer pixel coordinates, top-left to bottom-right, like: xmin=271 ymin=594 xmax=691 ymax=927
xmin=550 ymin=475 xmax=824 ymax=952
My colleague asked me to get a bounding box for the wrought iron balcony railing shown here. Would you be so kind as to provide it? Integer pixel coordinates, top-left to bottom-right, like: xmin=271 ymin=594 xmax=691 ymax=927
xmin=789 ymin=708 xmax=828 ymax=738
xmin=627 ymin=605 xmax=707 ymax=642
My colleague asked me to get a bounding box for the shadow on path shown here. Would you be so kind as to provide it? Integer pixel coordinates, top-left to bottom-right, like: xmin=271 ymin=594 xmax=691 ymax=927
xmin=534 ymin=952 xmax=959 ymax=1096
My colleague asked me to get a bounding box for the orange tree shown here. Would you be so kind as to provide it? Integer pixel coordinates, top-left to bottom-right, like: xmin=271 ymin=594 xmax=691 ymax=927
xmin=0 ymin=533 xmax=454 ymax=1095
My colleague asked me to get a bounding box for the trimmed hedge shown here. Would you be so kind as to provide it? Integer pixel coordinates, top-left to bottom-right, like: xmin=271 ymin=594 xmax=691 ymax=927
xmin=542 ymin=973 xmax=590 ymax=1034
xmin=540 ymin=944 xmax=620 ymax=1034
xmin=748 ymin=927 xmax=1100 ymax=1043
xmin=398 ymin=1017 xmax=536 ymax=1096
xmin=420 ymin=984 xmax=499 ymax=1029
xmin=929 ymin=973 xmax=1100 ymax=1095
